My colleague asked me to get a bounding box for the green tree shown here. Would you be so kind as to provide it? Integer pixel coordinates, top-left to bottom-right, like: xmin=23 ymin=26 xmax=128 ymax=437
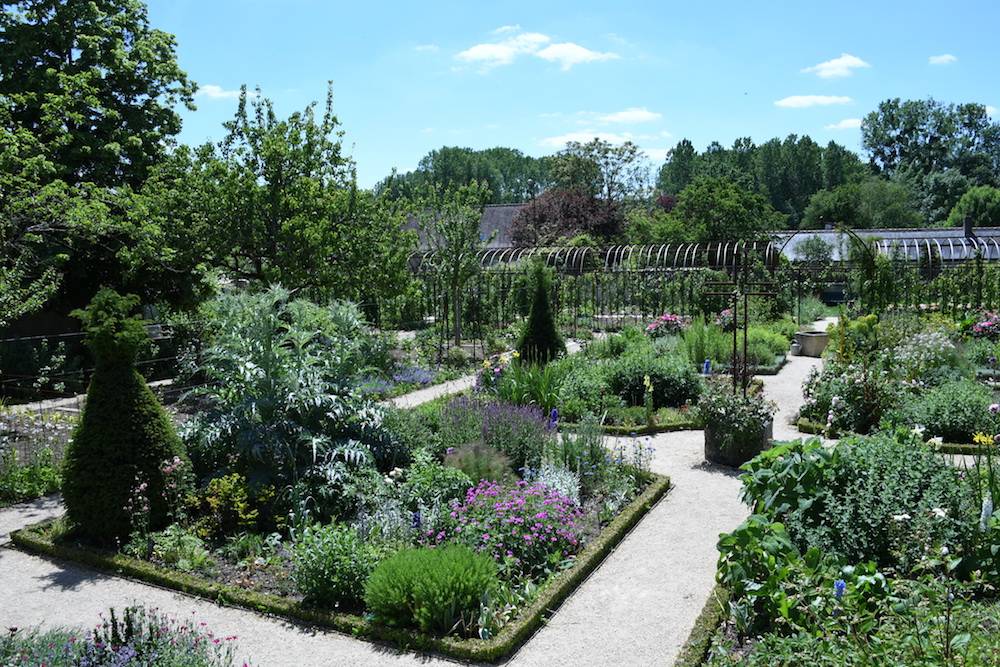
xmin=516 ymin=260 xmax=565 ymax=365
xmin=667 ymin=176 xmax=781 ymax=242
xmin=549 ymin=138 xmax=649 ymax=208
xmin=862 ymin=98 xmax=1000 ymax=182
xmin=946 ymin=186 xmax=1000 ymax=228
xmin=0 ymin=0 xmax=196 ymax=188
xmin=62 ymin=289 xmax=187 ymax=543
xmin=802 ymin=177 xmax=921 ymax=229
xmin=656 ymin=138 xmax=698 ymax=194
xmin=194 ymin=85 xmax=414 ymax=315
xmin=410 ymin=182 xmax=491 ymax=345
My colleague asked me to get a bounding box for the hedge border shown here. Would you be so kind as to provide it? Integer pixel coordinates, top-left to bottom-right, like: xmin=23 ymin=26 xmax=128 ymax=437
xmin=795 ymin=418 xmax=994 ymax=456
xmin=674 ymin=584 xmax=730 ymax=667
xmin=11 ymin=473 xmax=671 ymax=663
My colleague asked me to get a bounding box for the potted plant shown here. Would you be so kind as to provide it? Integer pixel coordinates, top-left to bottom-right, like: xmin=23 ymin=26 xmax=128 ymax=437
xmin=698 ymin=378 xmax=777 ymax=467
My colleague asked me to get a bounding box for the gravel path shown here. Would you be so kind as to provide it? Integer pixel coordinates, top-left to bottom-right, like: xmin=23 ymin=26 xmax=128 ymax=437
xmin=0 ymin=333 xmax=823 ymax=667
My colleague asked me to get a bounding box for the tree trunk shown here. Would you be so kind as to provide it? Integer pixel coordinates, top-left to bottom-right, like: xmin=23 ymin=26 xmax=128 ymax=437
xmin=453 ymin=284 xmax=462 ymax=346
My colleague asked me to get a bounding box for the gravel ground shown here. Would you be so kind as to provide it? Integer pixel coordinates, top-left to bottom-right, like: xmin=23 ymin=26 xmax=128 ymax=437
xmin=0 ymin=330 xmax=824 ymax=667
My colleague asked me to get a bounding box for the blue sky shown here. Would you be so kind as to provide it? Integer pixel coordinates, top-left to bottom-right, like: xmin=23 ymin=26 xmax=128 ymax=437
xmin=149 ymin=0 xmax=999 ymax=187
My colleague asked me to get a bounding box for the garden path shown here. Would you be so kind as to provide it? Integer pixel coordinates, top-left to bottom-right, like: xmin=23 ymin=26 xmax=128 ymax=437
xmin=0 ymin=334 xmax=824 ymax=667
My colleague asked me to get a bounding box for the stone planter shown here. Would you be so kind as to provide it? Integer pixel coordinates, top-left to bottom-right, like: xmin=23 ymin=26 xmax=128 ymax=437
xmin=704 ymin=420 xmax=773 ymax=467
xmin=795 ymin=331 xmax=829 ymax=357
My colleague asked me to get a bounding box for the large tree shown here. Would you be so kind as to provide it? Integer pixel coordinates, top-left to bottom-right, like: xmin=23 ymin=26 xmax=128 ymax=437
xmin=0 ymin=0 xmax=196 ymax=188
xmin=862 ymin=98 xmax=1000 ymax=183
xmin=377 ymin=146 xmax=549 ymax=204
xmin=197 ymin=85 xmax=413 ymax=315
xmin=510 ymin=188 xmax=622 ymax=246
xmin=665 ymin=176 xmax=781 ymax=242
xmin=802 ymin=177 xmax=920 ymax=229
xmin=946 ymin=186 xmax=1000 ymax=228
xmin=549 ymin=138 xmax=650 ymax=208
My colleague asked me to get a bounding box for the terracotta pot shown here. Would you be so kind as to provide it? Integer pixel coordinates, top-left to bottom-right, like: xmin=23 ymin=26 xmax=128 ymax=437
xmin=704 ymin=420 xmax=773 ymax=467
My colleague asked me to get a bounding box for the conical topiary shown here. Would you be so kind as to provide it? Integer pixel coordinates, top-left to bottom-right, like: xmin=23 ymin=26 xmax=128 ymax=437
xmin=62 ymin=289 xmax=187 ymax=544
xmin=516 ymin=260 xmax=566 ymax=364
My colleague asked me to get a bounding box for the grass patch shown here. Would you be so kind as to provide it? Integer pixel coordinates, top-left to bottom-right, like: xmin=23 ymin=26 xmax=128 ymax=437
xmin=12 ymin=474 xmax=671 ymax=663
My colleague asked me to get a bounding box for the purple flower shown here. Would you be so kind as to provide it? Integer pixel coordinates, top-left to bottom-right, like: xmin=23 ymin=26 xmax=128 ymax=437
xmin=834 ymin=579 xmax=846 ymax=600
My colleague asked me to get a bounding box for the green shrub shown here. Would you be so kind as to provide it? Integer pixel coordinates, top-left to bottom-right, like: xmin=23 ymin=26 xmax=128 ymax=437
xmin=585 ymin=327 xmax=647 ymax=359
xmin=364 ymin=545 xmax=499 ymax=636
xmin=557 ymin=360 xmax=623 ymax=422
xmin=197 ymin=473 xmax=266 ymax=539
xmin=0 ymin=447 xmax=59 ymax=505
xmin=682 ymin=316 xmax=732 ymax=367
xmin=896 ymin=378 xmax=998 ymax=442
xmin=742 ymin=430 xmax=968 ymax=572
xmin=516 ymin=261 xmax=565 ymax=364
xmin=794 ymin=295 xmax=830 ymax=326
xmin=150 ymin=524 xmax=214 ymax=574
xmin=444 ymin=443 xmax=514 ymax=483
xmin=400 ymin=451 xmax=473 ymax=510
xmin=607 ymin=351 xmax=701 ymax=408
xmin=493 ymin=361 xmax=566 ymax=413
xmin=292 ymin=523 xmax=381 ymax=608
xmin=62 ymin=289 xmax=188 ymax=543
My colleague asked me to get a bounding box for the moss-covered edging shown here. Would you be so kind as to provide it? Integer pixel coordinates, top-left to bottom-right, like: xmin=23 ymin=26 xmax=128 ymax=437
xmin=674 ymin=584 xmax=730 ymax=667
xmin=12 ymin=474 xmax=671 ymax=663
xmin=562 ymin=419 xmax=700 ymax=437
xmin=796 ymin=417 xmax=827 ymax=436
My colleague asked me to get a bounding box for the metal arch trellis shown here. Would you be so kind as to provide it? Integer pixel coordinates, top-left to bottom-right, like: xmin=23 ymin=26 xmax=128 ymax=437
xmin=407 ymin=242 xmax=780 ymax=357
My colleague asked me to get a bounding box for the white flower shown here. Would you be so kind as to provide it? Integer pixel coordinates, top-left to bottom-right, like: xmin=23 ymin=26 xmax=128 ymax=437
xmin=912 ymin=425 xmax=926 ymax=437
xmin=940 ymin=546 xmax=949 ymax=556
xmin=892 ymin=513 xmax=911 ymax=522
xmin=981 ymin=498 xmax=994 ymax=531
xmin=929 ymin=436 xmax=943 ymax=445
xmin=931 ymin=507 xmax=948 ymax=519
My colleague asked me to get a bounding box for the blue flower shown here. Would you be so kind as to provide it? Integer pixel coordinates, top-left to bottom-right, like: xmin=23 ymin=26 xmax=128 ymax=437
xmin=411 ymin=510 xmax=422 ymax=530
xmin=834 ymin=579 xmax=846 ymax=600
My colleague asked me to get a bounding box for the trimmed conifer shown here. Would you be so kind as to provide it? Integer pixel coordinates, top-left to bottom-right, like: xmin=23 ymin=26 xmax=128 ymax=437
xmin=516 ymin=260 xmax=566 ymax=364
xmin=62 ymin=289 xmax=187 ymax=543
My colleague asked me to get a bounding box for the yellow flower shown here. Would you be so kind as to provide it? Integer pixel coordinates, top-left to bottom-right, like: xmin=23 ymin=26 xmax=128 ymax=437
xmin=482 ymin=359 xmax=491 ymax=369
xmin=974 ymin=432 xmax=995 ymax=448
xmin=512 ymin=351 xmax=520 ymax=359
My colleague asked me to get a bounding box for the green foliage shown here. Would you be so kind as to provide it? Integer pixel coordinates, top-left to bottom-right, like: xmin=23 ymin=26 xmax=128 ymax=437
xmin=62 ymin=290 xmax=187 ymax=543
xmin=197 ymin=473 xmax=263 ymax=539
xmin=742 ymin=431 xmax=969 ymax=572
xmin=947 ymin=185 xmax=1000 ymax=227
xmin=682 ymin=316 xmax=733 ymax=367
xmin=492 ymin=361 xmax=566 ymax=413
xmin=698 ymin=379 xmax=776 ymax=450
xmin=549 ymin=138 xmax=648 ymax=206
xmin=364 ymin=545 xmax=499 ymax=636
xmin=665 ymin=176 xmax=782 ymax=241
xmin=0 ymin=446 xmax=59 ymax=505
xmin=556 ymin=358 xmax=624 ymax=423
xmin=0 ymin=606 xmax=238 ymax=666
xmin=400 ymin=451 xmax=473 ymax=511
xmin=607 ymin=350 xmax=702 ymax=408
xmin=181 ymin=287 xmax=391 ymax=511
xmin=802 ymin=177 xmax=921 ymax=229
xmin=292 ymin=523 xmax=381 ymax=608
xmin=0 ymin=0 xmax=195 ymax=188
xmin=896 ymin=379 xmax=998 ymax=443
xmin=151 ymin=524 xmax=214 ymax=574
xmin=444 ymin=443 xmax=514 ymax=484
xmin=516 ymin=261 xmax=566 ymax=365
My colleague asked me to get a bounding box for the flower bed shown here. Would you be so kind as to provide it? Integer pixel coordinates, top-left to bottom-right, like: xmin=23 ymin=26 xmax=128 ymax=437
xmin=12 ymin=473 xmax=671 ymax=663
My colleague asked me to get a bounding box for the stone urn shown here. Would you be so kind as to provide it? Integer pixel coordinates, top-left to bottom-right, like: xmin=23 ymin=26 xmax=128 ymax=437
xmin=704 ymin=420 xmax=773 ymax=467
xmin=795 ymin=331 xmax=829 ymax=357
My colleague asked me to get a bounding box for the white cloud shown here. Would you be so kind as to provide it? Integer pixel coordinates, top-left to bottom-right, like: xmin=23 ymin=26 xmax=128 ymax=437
xmin=987 ymin=106 xmax=998 ymax=117
xmin=414 ymin=44 xmax=440 ymax=53
xmin=196 ymin=84 xmax=245 ymax=100
xmin=802 ymin=53 xmax=870 ymax=78
xmin=598 ymin=107 xmax=661 ymax=124
xmin=492 ymin=24 xmax=521 ymax=34
xmin=536 ymin=42 xmax=619 ymax=70
xmin=643 ymin=147 xmax=669 ymax=162
xmin=539 ymin=130 xmax=634 ymax=148
xmin=825 ymin=118 xmax=863 ymax=130
xmin=929 ymin=53 xmax=958 ymax=65
xmin=455 ymin=32 xmax=550 ymax=69
xmin=775 ymin=95 xmax=852 ymax=108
